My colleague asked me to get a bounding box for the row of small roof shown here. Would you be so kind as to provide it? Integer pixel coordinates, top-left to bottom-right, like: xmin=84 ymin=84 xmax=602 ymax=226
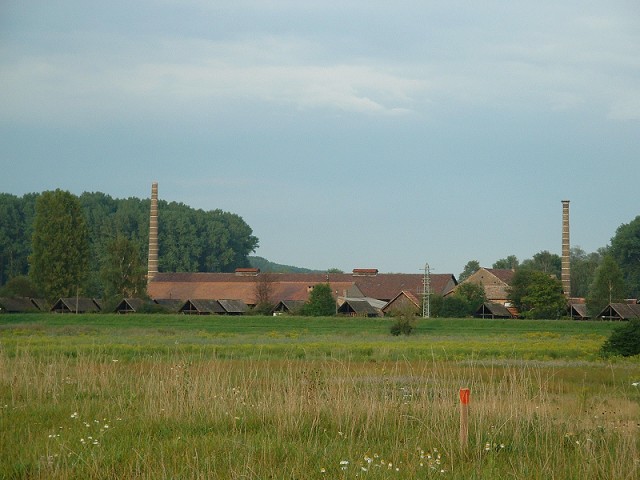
xmin=0 ymin=297 xmax=248 ymax=315
xmin=476 ymin=301 xmax=640 ymax=320
xmin=3 ymin=295 xmax=640 ymax=320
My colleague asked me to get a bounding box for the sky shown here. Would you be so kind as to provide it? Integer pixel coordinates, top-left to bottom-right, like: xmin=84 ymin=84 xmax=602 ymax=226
xmin=1 ymin=1 xmax=639 ymax=276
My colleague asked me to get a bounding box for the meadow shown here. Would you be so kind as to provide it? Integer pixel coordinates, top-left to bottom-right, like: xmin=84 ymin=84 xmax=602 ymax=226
xmin=1 ymin=314 xmax=638 ymax=479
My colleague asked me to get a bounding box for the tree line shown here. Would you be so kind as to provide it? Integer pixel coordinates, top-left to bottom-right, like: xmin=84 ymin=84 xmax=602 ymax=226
xmin=449 ymin=216 xmax=640 ymax=318
xmin=0 ymin=190 xmax=259 ymax=302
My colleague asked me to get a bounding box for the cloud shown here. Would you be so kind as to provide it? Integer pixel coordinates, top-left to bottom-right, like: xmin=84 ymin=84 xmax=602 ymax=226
xmin=0 ymin=34 xmax=426 ymax=126
xmin=607 ymin=93 xmax=640 ymax=121
xmin=1 ymin=3 xmax=638 ymax=126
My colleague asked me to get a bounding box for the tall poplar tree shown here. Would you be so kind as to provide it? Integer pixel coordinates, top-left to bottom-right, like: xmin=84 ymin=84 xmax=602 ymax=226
xmin=586 ymin=255 xmax=626 ymax=316
xmin=29 ymin=190 xmax=90 ymax=301
xmin=100 ymin=235 xmax=147 ymax=299
xmin=609 ymin=216 xmax=640 ymax=298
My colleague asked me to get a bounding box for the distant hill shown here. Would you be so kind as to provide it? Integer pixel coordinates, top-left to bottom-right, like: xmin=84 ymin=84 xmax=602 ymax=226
xmin=248 ymin=256 xmax=320 ymax=273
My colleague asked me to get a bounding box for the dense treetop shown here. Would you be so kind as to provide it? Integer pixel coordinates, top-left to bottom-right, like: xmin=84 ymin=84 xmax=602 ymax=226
xmin=0 ymin=190 xmax=259 ymax=297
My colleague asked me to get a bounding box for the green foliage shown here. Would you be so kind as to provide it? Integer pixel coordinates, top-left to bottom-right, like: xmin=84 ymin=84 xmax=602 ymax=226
xmin=609 ymin=215 xmax=640 ymax=298
xmin=493 ymin=255 xmax=519 ymax=270
xmin=100 ymin=236 xmax=147 ymax=299
xmin=600 ymin=319 xmax=640 ymax=357
xmin=521 ymin=250 xmax=562 ymax=278
xmin=570 ymin=247 xmax=603 ymax=298
xmin=509 ymin=269 xmax=566 ymax=319
xmin=249 ymin=256 xmax=316 ymax=273
xmin=390 ymin=317 xmax=415 ymax=335
xmin=390 ymin=307 xmax=416 ymax=335
xmin=137 ymin=302 xmax=174 ymax=314
xmin=300 ymin=283 xmax=335 ymax=316
xmin=159 ymin=202 xmax=258 ymax=273
xmin=428 ymin=294 xmax=443 ymax=317
xmin=29 ymin=190 xmax=90 ymax=301
xmin=0 ymin=275 xmax=37 ymax=297
xmin=458 ymin=259 xmax=480 ymax=283
xmin=0 ymin=193 xmax=37 ymax=285
xmin=435 ymin=283 xmax=486 ymax=318
xmin=456 ymin=282 xmax=486 ymax=312
xmin=0 ymin=190 xmax=259 ymax=295
xmin=586 ymin=255 xmax=626 ymax=316
xmin=439 ymin=295 xmax=470 ymax=317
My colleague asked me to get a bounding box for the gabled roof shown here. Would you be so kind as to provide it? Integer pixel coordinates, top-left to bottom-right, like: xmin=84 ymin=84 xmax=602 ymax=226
xmin=597 ymin=303 xmax=640 ymax=320
xmin=114 ymin=298 xmax=149 ymax=314
xmin=453 ymin=268 xmax=515 ymax=302
xmin=179 ymin=299 xmax=225 ymax=315
xmin=217 ymin=299 xmax=248 ymax=314
xmin=568 ymin=302 xmax=589 ymax=320
xmin=30 ymin=298 xmax=49 ymax=311
xmin=272 ymin=300 xmax=306 ymax=314
xmin=51 ymin=297 xmax=101 ymax=313
xmin=484 ymin=269 xmax=516 ymax=284
xmin=382 ymin=290 xmax=420 ymax=314
xmin=337 ymin=298 xmax=382 ymax=317
xmin=0 ymin=297 xmax=41 ymax=313
xmin=474 ymin=302 xmax=514 ymax=319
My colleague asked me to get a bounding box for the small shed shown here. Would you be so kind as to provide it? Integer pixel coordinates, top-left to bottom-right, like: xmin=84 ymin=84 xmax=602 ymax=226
xmin=0 ymin=297 xmax=41 ymax=313
xmin=51 ymin=297 xmax=101 ymax=314
xmin=596 ymin=303 xmax=640 ymax=320
xmin=337 ymin=298 xmax=384 ymax=317
xmin=568 ymin=302 xmax=590 ymax=320
xmin=382 ymin=291 xmax=420 ymax=316
xmin=114 ymin=298 xmax=151 ymax=314
xmin=179 ymin=299 xmax=225 ymax=315
xmin=217 ymin=299 xmax=248 ymax=315
xmin=474 ymin=302 xmax=515 ymax=319
xmin=272 ymin=300 xmax=305 ymax=315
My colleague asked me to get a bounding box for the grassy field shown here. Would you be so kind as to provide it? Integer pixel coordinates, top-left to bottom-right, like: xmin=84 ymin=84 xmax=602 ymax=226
xmin=1 ymin=315 xmax=639 ymax=479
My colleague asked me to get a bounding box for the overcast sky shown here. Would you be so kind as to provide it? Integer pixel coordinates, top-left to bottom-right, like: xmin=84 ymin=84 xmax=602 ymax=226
xmin=1 ymin=1 xmax=639 ymax=276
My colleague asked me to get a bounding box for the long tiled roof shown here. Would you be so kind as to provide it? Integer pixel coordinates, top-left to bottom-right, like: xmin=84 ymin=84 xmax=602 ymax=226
xmin=148 ymin=271 xmax=457 ymax=305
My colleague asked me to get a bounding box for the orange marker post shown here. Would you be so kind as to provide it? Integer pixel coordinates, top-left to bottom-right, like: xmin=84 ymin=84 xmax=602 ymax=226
xmin=459 ymin=388 xmax=470 ymax=449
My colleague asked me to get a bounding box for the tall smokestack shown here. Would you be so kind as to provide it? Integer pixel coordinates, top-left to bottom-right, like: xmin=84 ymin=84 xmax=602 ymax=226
xmin=561 ymin=200 xmax=570 ymax=297
xmin=148 ymin=182 xmax=159 ymax=282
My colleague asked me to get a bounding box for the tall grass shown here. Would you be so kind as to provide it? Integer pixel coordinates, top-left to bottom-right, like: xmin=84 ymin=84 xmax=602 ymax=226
xmin=0 ymin=315 xmax=620 ymax=361
xmin=1 ymin=349 xmax=638 ymax=479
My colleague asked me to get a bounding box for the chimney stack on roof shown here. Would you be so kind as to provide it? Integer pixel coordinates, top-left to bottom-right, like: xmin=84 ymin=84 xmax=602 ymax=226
xmin=352 ymin=268 xmax=378 ymax=276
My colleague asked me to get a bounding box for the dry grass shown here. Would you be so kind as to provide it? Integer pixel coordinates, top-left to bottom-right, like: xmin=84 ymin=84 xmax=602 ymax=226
xmin=1 ymin=349 xmax=639 ymax=479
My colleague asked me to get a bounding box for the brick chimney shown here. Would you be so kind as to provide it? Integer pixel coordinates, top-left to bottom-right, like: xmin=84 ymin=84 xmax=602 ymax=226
xmin=147 ymin=182 xmax=159 ymax=282
xmin=561 ymin=200 xmax=570 ymax=296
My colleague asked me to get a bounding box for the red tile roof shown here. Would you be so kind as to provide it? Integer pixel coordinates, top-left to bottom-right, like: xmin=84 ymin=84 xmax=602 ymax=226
xmin=148 ymin=272 xmax=457 ymax=305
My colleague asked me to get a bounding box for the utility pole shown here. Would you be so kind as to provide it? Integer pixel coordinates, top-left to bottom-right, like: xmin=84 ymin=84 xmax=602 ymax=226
xmin=421 ymin=262 xmax=431 ymax=318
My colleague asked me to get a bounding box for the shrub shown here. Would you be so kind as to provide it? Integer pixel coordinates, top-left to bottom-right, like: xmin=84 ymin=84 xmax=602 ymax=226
xmin=300 ymin=283 xmax=335 ymax=316
xmin=390 ymin=312 xmax=416 ymax=336
xmin=600 ymin=319 xmax=640 ymax=357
